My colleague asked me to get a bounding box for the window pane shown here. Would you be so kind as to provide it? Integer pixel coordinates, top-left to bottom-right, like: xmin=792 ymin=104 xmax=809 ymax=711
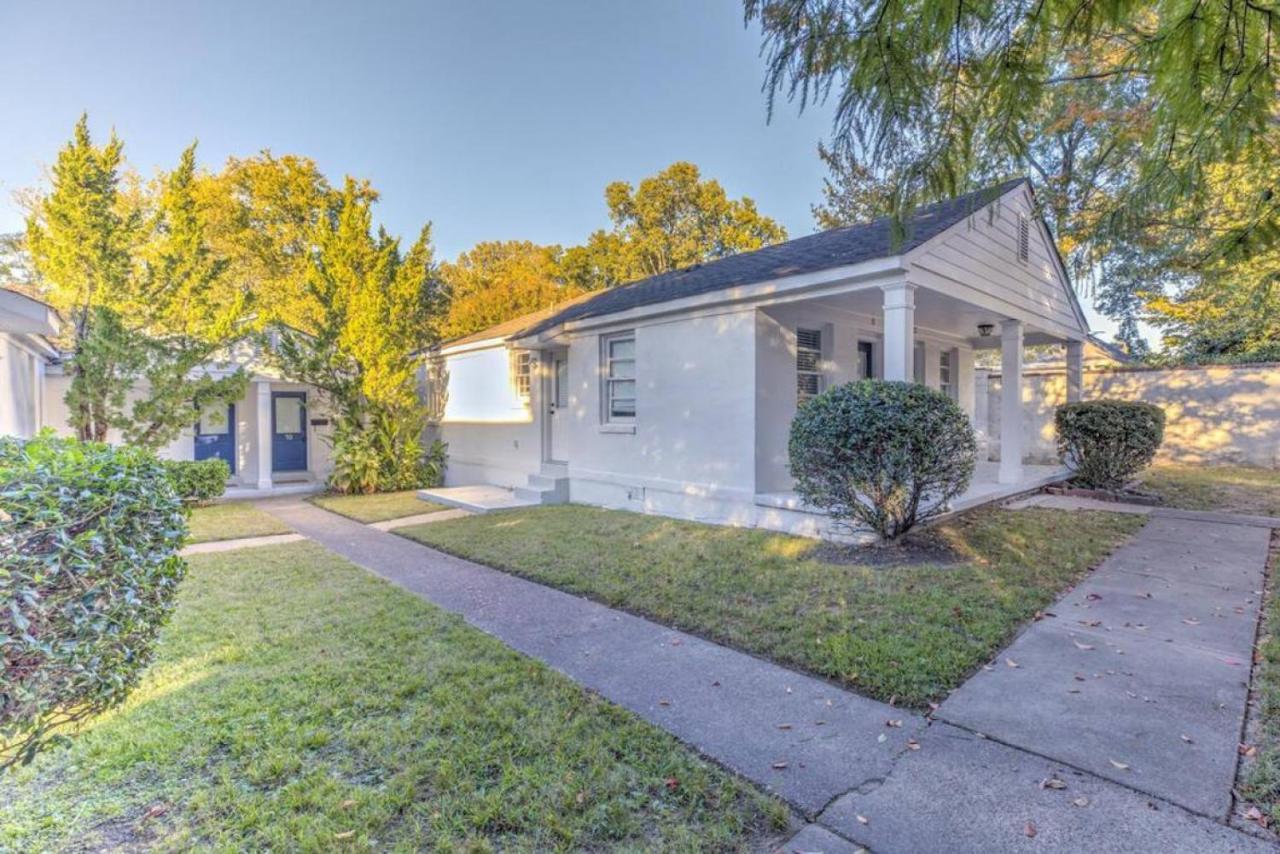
xmin=554 ymin=358 xmax=568 ymax=408
xmin=275 ymin=397 xmax=303 ymax=434
xmin=797 ymin=374 xmax=820 ymax=397
xmin=796 ymin=351 xmax=820 ymax=372
xmin=609 ymin=338 xmax=635 ymax=360
xmin=608 ymin=379 xmax=635 ymax=399
xmin=610 ymin=398 xmax=636 ymax=417
xmin=199 ymin=404 xmax=230 ymax=435
xmin=608 ymin=358 xmax=635 ymax=379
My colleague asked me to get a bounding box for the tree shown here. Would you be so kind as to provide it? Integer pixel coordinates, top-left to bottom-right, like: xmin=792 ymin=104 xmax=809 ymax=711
xmin=26 ymin=116 xmax=250 ymax=445
xmin=747 ymin=0 xmax=1278 ymax=268
xmin=271 ymin=179 xmax=446 ymax=491
xmin=811 ymin=143 xmax=898 ymax=230
xmin=439 ymin=241 xmax=583 ymax=339
xmin=194 ymin=152 xmax=355 ymax=332
xmin=561 ymin=162 xmax=787 ymax=289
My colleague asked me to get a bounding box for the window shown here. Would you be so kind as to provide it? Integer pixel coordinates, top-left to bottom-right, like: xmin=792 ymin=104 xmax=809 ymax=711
xmin=796 ymin=327 xmax=823 ymax=402
xmin=1017 ymin=212 xmax=1030 ymax=262
xmin=512 ymin=351 xmax=533 ymax=401
xmin=602 ymin=332 xmax=635 ymax=421
xmin=939 ymin=349 xmax=955 ymax=399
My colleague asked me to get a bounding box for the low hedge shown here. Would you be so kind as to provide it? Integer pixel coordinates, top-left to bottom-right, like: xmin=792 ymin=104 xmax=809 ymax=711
xmin=789 ymin=380 xmax=977 ymax=539
xmin=164 ymin=458 xmax=230 ymax=504
xmin=0 ymin=435 xmax=188 ymax=770
xmin=1055 ymin=400 xmax=1165 ymax=490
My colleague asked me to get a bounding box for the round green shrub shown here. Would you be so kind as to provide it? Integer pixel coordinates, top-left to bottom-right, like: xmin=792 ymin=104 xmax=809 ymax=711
xmin=1055 ymin=400 xmax=1166 ymax=490
xmin=0 ymin=434 xmax=188 ymax=770
xmin=789 ymin=380 xmax=977 ymax=540
xmin=163 ymin=458 xmax=230 ymax=504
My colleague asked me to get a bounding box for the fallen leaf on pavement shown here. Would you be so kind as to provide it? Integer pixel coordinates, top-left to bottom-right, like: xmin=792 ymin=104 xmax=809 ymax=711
xmin=658 ymin=698 xmax=671 ymax=706
xmin=906 ymin=739 xmax=921 ymax=751
xmin=1024 ymin=820 xmax=1037 ymax=838
xmin=1181 ymin=734 xmax=1194 ymax=744
xmin=1072 ymin=797 xmax=1090 ymax=807
xmin=1006 ymin=658 xmax=1019 ymax=668
xmin=886 ymin=719 xmax=902 ymax=728
xmin=856 ymin=814 xmax=870 ymax=825
xmin=776 ymin=723 xmax=792 ymax=730
xmin=1109 ymin=759 xmax=1130 ymax=770
xmin=1182 ymin=618 xmax=1200 ymax=626
xmin=771 ymin=761 xmax=788 ymax=770
xmin=1240 ymin=744 xmax=1258 ymax=757
xmin=1086 ymin=593 xmax=1103 ymax=601
xmin=1041 ymin=777 xmax=1067 ymax=790
xmin=1073 ymin=640 xmax=1095 ymax=651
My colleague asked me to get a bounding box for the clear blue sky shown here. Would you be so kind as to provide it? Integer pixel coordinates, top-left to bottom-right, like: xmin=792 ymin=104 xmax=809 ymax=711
xmin=0 ymin=0 xmax=1116 ymax=334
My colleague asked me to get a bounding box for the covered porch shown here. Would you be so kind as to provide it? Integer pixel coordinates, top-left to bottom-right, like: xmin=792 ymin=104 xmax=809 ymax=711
xmin=751 ymin=273 xmax=1084 ymax=535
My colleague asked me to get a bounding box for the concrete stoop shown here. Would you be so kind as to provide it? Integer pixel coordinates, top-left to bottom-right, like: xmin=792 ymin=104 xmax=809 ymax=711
xmin=417 ymin=467 xmax=568 ymax=514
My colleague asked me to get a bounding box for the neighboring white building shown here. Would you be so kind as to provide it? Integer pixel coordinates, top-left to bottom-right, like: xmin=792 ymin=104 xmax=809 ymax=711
xmin=0 ymin=291 xmax=334 ymax=495
xmin=0 ymin=288 xmax=60 ymax=439
xmin=424 ymin=179 xmax=1092 ymax=538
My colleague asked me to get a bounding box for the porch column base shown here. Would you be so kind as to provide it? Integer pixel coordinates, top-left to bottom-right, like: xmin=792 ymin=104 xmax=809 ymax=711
xmin=998 ymin=319 xmax=1024 ymax=484
xmin=255 ymin=380 xmax=273 ymax=490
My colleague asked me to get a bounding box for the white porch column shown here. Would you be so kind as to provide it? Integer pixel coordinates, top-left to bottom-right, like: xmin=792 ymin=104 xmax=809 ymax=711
xmin=999 ymin=320 xmax=1024 ymax=484
xmin=1065 ymin=339 xmax=1084 ymax=403
xmin=881 ymin=283 xmax=916 ymax=382
xmin=254 ymin=380 xmax=273 ymax=490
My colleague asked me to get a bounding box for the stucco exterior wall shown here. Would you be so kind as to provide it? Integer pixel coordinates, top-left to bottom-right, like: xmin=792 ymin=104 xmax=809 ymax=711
xmin=435 ymin=344 xmax=541 ymax=489
xmin=983 ymin=363 xmax=1280 ymax=468
xmin=0 ymin=334 xmax=45 ymax=438
xmin=564 ymin=307 xmax=759 ymax=511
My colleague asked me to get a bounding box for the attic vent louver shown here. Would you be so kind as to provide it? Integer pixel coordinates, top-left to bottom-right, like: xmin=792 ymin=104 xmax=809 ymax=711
xmin=1017 ymin=213 xmax=1030 ymax=262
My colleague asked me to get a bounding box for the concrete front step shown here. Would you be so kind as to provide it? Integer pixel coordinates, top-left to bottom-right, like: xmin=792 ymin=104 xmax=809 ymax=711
xmin=416 ymin=485 xmax=538 ymax=514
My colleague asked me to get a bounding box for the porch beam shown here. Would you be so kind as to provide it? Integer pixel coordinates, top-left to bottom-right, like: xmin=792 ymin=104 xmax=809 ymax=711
xmin=1065 ymin=339 xmax=1084 ymax=403
xmin=881 ymin=283 xmax=916 ymax=382
xmin=255 ymin=380 xmax=273 ymax=490
xmin=998 ymin=320 xmax=1024 ymax=484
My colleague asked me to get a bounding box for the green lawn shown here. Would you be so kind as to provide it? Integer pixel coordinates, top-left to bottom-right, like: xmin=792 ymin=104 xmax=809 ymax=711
xmin=186 ymin=501 xmax=292 ymax=543
xmin=1137 ymin=463 xmax=1280 ymax=516
xmin=1242 ymin=541 xmax=1280 ymax=825
xmin=309 ymin=490 xmax=448 ymax=523
xmin=399 ymin=505 xmax=1143 ymax=706
xmin=0 ymin=542 xmax=787 ymax=852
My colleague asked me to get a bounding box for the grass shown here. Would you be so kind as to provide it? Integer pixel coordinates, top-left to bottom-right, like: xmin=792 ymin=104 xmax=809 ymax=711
xmin=309 ymin=490 xmax=448 ymax=524
xmin=186 ymin=502 xmax=292 ymax=543
xmin=1137 ymin=463 xmax=1280 ymax=516
xmin=399 ymin=505 xmax=1143 ymax=707
xmin=0 ymin=542 xmax=787 ymax=852
xmin=1242 ymin=535 xmax=1280 ymax=826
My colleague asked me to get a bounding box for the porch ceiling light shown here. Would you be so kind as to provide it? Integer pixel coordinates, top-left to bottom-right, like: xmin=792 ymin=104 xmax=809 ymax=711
xmin=977 ymin=323 xmax=995 ymax=337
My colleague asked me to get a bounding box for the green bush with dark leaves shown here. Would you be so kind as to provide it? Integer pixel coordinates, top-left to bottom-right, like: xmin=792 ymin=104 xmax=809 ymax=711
xmin=1055 ymin=400 xmax=1166 ymax=490
xmin=163 ymin=458 xmax=230 ymax=504
xmin=0 ymin=434 xmax=187 ymax=771
xmin=789 ymin=380 xmax=977 ymax=539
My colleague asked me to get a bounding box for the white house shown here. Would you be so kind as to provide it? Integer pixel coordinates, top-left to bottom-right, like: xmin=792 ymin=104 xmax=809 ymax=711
xmin=423 ymin=178 xmax=1091 ymax=538
xmin=0 ymin=288 xmax=60 ymax=438
xmin=0 ymin=290 xmax=334 ymax=495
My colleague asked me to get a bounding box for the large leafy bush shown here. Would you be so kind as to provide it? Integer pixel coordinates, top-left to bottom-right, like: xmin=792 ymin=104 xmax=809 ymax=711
xmin=1055 ymin=400 xmax=1165 ymax=490
xmin=163 ymin=458 xmax=230 ymax=504
xmin=789 ymin=380 xmax=977 ymax=540
xmin=0 ymin=435 xmax=187 ymax=770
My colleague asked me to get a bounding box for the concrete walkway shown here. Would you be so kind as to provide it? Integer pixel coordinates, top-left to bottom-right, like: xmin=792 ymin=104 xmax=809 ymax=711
xmin=254 ymin=497 xmax=1273 ymax=852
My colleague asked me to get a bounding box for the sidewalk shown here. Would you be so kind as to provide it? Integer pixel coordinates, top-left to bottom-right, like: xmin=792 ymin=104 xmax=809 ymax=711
xmin=255 ymin=497 xmax=1272 ymax=852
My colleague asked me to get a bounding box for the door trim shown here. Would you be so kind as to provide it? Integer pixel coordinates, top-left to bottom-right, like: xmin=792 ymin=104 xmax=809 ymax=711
xmin=541 ymin=349 xmax=569 ymax=466
xmin=194 ymin=403 xmax=236 ymax=474
xmin=270 ymin=391 xmax=309 ymax=473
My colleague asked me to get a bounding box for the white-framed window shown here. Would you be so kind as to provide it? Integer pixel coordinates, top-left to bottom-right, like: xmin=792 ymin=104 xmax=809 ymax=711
xmin=796 ymin=327 xmax=823 ymax=402
xmin=1017 ymin=212 xmax=1030 ymax=262
xmin=602 ymin=332 xmax=636 ymax=421
xmin=511 ymin=350 xmax=533 ymax=401
xmin=939 ymin=349 xmax=955 ymax=399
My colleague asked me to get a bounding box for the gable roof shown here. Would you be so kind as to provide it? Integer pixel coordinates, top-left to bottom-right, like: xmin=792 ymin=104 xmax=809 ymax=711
xmin=506 ymin=178 xmax=1029 ymax=340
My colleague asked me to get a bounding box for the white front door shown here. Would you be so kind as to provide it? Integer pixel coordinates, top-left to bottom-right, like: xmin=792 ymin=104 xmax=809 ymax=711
xmin=548 ymin=351 xmax=570 ymax=463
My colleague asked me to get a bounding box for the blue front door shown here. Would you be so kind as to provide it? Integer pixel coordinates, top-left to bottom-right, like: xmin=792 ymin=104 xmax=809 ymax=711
xmin=195 ymin=403 xmax=236 ymax=473
xmin=271 ymin=392 xmax=308 ymax=472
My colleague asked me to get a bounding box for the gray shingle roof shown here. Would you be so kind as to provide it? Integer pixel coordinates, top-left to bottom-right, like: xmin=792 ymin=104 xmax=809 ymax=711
xmin=514 ymin=178 xmax=1027 ymax=340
